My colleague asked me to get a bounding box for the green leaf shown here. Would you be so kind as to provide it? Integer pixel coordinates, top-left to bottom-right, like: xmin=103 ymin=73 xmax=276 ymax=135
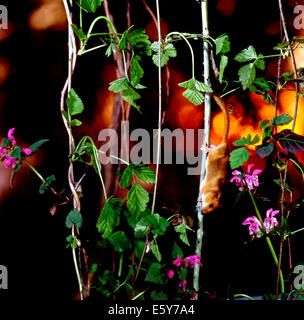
xmin=255 ymin=57 xmax=265 ymax=71
xmin=214 ymin=34 xmax=230 ymax=55
xmin=151 ymin=240 xmax=162 ymax=262
xmin=256 ymin=142 xmax=274 ymax=158
xmin=70 ymin=119 xmax=83 ymax=127
xmin=172 ymin=242 xmax=183 ymax=259
xmin=66 ymin=89 xmax=84 ymax=116
xmin=9 ymin=146 xmax=21 ymax=160
xmin=130 ymin=55 xmax=144 ymax=87
xmin=238 ymin=63 xmax=256 ymax=90
xmin=134 ymin=216 xmax=150 ymax=238
xmin=271 ymin=114 xmax=293 ymax=126
xmin=39 ymin=175 xmax=56 ymax=195
xmin=128 ymin=29 xmax=152 ymax=56
xmin=273 ymin=41 xmax=290 ymax=50
xmin=183 ymin=89 xmax=205 ymax=106
xmin=1 ymin=138 xmax=11 ymax=148
xmin=120 ymin=165 xmax=133 ymax=188
xmin=127 ymin=183 xmax=149 ymax=215
xmin=118 ymin=26 xmax=134 ymax=50
xmin=65 ymin=209 xmax=83 ymax=229
xmin=122 ymin=87 xmax=142 ymax=112
xmin=150 ymin=290 xmax=168 ymax=300
xmin=262 ymin=125 xmax=273 ymax=140
xmin=10 ymin=162 xmax=22 ymax=186
xmin=144 ymin=262 xmax=163 ymax=284
xmin=219 ymin=55 xmax=228 ymax=83
xmin=148 ymin=214 xmax=170 ymax=235
xmin=235 ymin=45 xmax=258 ymax=62
xmin=259 ymin=119 xmax=270 ymax=129
xmin=275 ymin=129 xmax=304 ymax=153
xmin=97 ymin=198 xmax=123 ymax=238
xmin=108 ymin=77 xmax=130 ymax=93
xmin=229 ymin=147 xmax=250 ymax=169
xmin=71 ymin=24 xmax=87 ymax=41
xmin=29 ymin=139 xmax=49 ymax=152
xmin=233 ymin=134 xmax=259 ymax=146
xmin=76 ymin=0 xmax=103 ymax=13
xmin=108 ymin=231 xmax=131 ymax=253
xmin=174 ymin=223 xmax=190 ymax=246
xmin=151 ymin=42 xmax=177 ymax=67
xmin=133 ymin=165 xmax=156 ymax=183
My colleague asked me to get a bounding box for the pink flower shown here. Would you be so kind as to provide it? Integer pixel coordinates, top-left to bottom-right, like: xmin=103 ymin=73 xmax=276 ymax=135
xmin=179 ymin=280 xmax=187 ymax=292
xmin=0 ymin=147 xmax=7 ymax=154
xmin=263 ymin=208 xmax=279 ymax=233
xmin=4 ymin=156 xmax=17 ymax=169
xmin=22 ymin=148 xmax=32 ymax=156
xmin=173 ymin=257 xmax=183 ymax=267
xmin=242 ymin=216 xmax=263 ymax=238
xmin=190 ymin=292 xmax=197 ymax=300
xmin=245 ymin=164 xmax=262 ymax=190
xmin=184 ymin=255 xmax=202 ymax=267
xmin=8 ymin=128 xmax=16 ymax=145
xmin=167 ymin=269 xmax=175 ymax=279
xmin=230 ymin=169 xmax=245 ymax=191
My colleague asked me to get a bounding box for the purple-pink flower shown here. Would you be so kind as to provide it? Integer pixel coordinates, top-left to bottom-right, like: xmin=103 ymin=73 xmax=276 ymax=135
xmin=263 ymin=208 xmax=279 ymax=233
xmin=179 ymin=280 xmax=187 ymax=292
xmin=242 ymin=216 xmax=263 ymax=238
xmin=4 ymin=156 xmax=17 ymax=169
xmin=230 ymin=164 xmax=262 ymax=191
xmin=7 ymin=128 xmax=16 ymax=145
xmin=22 ymin=148 xmax=32 ymax=156
xmin=167 ymin=269 xmax=175 ymax=279
xmin=173 ymin=257 xmax=183 ymax=267
xmin=184 ymin=255 xmax=202 ymax=268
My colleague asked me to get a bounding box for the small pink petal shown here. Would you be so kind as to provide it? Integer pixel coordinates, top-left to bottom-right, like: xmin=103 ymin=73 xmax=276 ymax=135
xmin=22 ymin=148 xmax=32 ymax=156
xmin=167 ymin=270 xmax=175 ymax=279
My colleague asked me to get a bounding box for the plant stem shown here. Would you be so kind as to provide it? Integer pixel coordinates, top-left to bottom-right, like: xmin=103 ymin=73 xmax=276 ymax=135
xmin=72 ymin=225 xmax=83 ymax=300
xmin=193 ymin=0 xmax=211 ymax=298
xmin=151 ymin=0 xmax=162 ymax=215
xmin=232 ymin=294 xmax=255 ymax=301
xmin=248 ymin=190 xmax=285 ymax=296
xmin=24 ymin=160 xmax=45 ymax=184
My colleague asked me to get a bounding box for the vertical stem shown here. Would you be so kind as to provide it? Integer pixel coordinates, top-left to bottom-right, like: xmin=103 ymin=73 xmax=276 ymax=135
xmin=193 ymin=0 xmax=210 ymax=297
xmin=151 ymin=0 xmax=162 ymax=215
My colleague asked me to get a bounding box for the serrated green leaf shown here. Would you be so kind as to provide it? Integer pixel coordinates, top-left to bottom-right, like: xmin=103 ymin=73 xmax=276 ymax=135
xmin=133 ymin=165 xmax=156 ymax=183
xmin=271 ymin=114 xmax=293 ymax=126
xmin=1 ymin=138 xmax=11 ymax=148
xmin=151 ymin=42 xmax=177 ymax=67
xmin=118 ymin=25 xmax=134 ymax=50
xmin=108 ymin=77 xmax=130 ymax=93
xmin=235 ymin=45 xmax=258 ymax=62
xmin=29 ymin=139 xmax=49 ymax=152
xmin=76 ymin=0 xmax=103 ymax=13
xmin=71 ymin=24 xmax=87 ymax=41
xmin=108 ymin=231 xmax=131 ymax=253
xmin=229 ymin=147 xmax=250 ymax=169
xmin=255 ymin=58 xmax=265 ymax=71
xmin=193 ymin=79 xmax=213 ymax=92
xmin=151 ymin=240 xmax=162 ymax=262
xmin=148 ymin=214 xmax=170 ymax=235
xmin=128 ymin=29 xmax=152 ymax=56
xmin=174 ymin=223 xmax=190 ymax=246
xmin=65 ymin=209 xmax=83 ymax=229
xmin=130 ymin=55 xmax=144 ymax=87
xmin=134 ymin=216 xmax=150 ymax=238
xmin=127 ymin=183 xmax=149 ymax=215
xmin=233 ymin=134 xmax=258 ymax=146
xmin=275 ymin=129 xmax=304 ymax=153
xmin=259 ymin=119 xmax=269 ymax=129
xmin=122 ymin=87 xmax=142 ymax=112
xmin=214 ymin=34 xmax=230 ymax=55
xmin=263 ymin=125 xmax=273 ymax=140
xmin=120 ymin=165 xmax=133 ymax=188
xmin=219 ymin=55 xmax=228 ymax=83
xmin=39 ymin=175 xmax=56 ymax=194
xmin=97 ymin=198 xmax=123 ymax=238
xmin=145 ymin=262 xmax=163 ymax=284
xmin=182 ymin=88 xmax=205 ymax=106
xmin=66 ymin=89 xmax=84 ymax=116
xmin=238 ymin=63 xmax=256 ymax=90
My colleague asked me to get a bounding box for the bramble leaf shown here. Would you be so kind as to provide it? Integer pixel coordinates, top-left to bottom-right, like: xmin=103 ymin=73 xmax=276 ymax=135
xmin=238 ymin=63 xmax=256 ymax=90
xmin=127 ymin=183 xmax=149 ymax=215
xmin=144 ymin=262 xmax=163 ymax=284
xmin=219 ymin=55 xmax=228 ymax=83
xmin=214 ymin=34 xmax=230 ymax=55
xmin=151 ymin=42 xmax=177 ymax=67
xmin=271 ymin=114 xmax=293 ymax=126
xmin=97 ymin=198 xmax=123 ymax=238
xmin=76 ymin=0 xmax=103 ymax=13
xmin=108 ymin=231 xmax=131 ymax=253
xmin=151 ymin=240 xmax=162 ymax=262
xmin=133 ymin=165 xmax=156 ymax=183
xmin=229 ymin=147 xmax=250 ymax=169
xmin=233 ymin=134 xmax=259 ymax=146
xmin=66 ymin=89 xmax=84 ymax=116
xmin=120 ymin=165 xmax=133 ymax=188
xmin=108 ymin=77 xmax=130 ymax=93
xmin=235 ymin=45 xmax=258 ymax=62
xmin=130 ymin=55 xmax=144 ymax=87
xmin=174 ymin=222 xmax=190 ymax=246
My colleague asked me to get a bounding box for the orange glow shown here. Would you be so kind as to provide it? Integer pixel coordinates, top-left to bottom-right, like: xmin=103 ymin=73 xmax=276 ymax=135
xmin=0 ymin=22 xmax=12 ymax=42
xmin=265 ymin=20 xmax=281 ymax=36
xmin=28 ymin=0 xmax=67 ymax=31
xmin=0 ymin=58 xmax=10 ymax=87
xmin=216 ymin=0 xmax=236 ymax=16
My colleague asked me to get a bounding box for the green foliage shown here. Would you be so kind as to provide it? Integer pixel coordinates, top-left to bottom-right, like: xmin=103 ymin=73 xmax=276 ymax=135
xmin=172 ymin=242 xmax=183 ymax=259
xmin=151 ymin=239 xmax=162 ymax=262
xmin=214 ymin=34 xmax=230 ymax=55
xmin=229 ymin=147 xmax=250 ymax=169
xmin=150 ymin=290 xmax=168 ymax=300
xmin=130 ymin=55 xmax=144 ymax=87
xmin=271 ymin=114 xmax=293 ymax=126
xmin=178 ymin=78 xmax=213 ymax=106
xmin=97 ymin=198 xmax=123 ymax=238
xmin=132 ymin=165 xmax=156 ymax=183
xmin=219 ymin=55 xmax=228 ymax=83
xmin=127 ymin=183 xmax=149 ymax=215
xmin=233 ymin=134 xmax=260 ymax=147
xmin=144 ymin=262 xmax=164 ymax=284
xmin=9 ymin=146 xmax=21 ymax=160
xmin=29 ymin=139 xmax=49 ymax=153
xmin=65 ymin=209 xmax=83 ymax=229
xmin=238 ymin=63 xmax=256 ymax=90
xmin=174 ymin=221 xmax=191 ymax=246
xmin=151 ymin=42 xmax=177 ymax=67
xmin=256 ymin=142 xmax=274 ymax=158
xmin=108 ymin=231 xmax=131 ymax=252
xmin=66 ymin=89 xmax=84 ymax=116
xmin=275 ymin=129 xmax=304 ymax=153
xmin=71 ymin=24 xmax=87 ymax=41
xmin=249 ymin=78 xmax=275 ymax=104
xmin=120 ymin=165 xmax=133 ymax=188
xmin=39 ymin=175 xmax=56 ymax=195
xmin=76 ymin=0 xmax=103 ymax=13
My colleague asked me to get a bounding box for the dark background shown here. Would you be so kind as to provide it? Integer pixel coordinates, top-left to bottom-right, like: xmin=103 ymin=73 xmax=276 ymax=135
xmin=0 ymin=0 xmax=303 ymax=300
